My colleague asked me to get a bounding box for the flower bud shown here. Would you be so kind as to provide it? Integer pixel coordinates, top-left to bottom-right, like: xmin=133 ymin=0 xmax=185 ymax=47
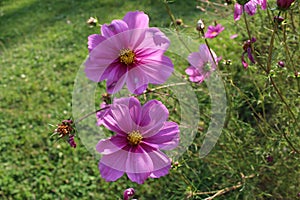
xmin=273 ymin=16 xmax=284 ymax=24
xmin=123 ymin=188 xmax=135 ymax=200
xmin=277 ymin=61 xmax=285 ymax=68
xmin=176 ymin=18 xmax=183 ymax=26
xmin=277 ymin=0 xmax=295 ymax=10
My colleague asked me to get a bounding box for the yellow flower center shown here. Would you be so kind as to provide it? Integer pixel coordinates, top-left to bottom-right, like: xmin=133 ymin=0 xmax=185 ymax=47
xmin=127 ymin=130 xmax=143 ymax=146
xmin=119 ymin=48 xmax=135 ymax=65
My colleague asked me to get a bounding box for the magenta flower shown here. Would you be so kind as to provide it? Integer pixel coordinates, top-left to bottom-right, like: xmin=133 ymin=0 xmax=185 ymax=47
xmin=85 ymin=11 xmax=174 ymax=94
xmin=204 ymin=24 xmax=225 ymax=39
xmin=96 ymin=97 xmax=180 ymax=184
xmin=185 ymin=44 xmax=218 ymax=83
xmin=234 ymin=0 xmax=267 ymax=21
xmin=241 ymin=37 xmax=256 ymax=68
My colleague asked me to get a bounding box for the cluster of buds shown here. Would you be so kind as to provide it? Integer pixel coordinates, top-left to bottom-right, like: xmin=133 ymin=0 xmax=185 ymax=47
xmin=53 ymin=119 xmax=76 ymax=148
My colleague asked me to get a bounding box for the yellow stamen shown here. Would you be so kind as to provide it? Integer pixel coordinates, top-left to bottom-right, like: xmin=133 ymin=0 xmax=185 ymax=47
xmin=127 ymin=130 xmax=143 ymax=146
xmin=119 ymin=48 xmax=135 ymax=65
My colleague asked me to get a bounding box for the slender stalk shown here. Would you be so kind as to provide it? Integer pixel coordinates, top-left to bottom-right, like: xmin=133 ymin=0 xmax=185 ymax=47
xmin=243 ymin=6 xmax=252 ymax=42
xmin=163 ymin=0 xmax=192 ymax=53
xmin=282 ymin=12 xmax=300 ymax=92
xmin=269 ymin=76 xmax=298 ymax=125
xmin=243 ymin=6 xmax=267 ymax=72
xmin=74 ymin=107 xmax=110 ymax=124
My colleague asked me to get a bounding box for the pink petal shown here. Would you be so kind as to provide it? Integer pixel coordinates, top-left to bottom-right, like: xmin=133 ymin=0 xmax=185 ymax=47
xmin=135 ymin=28 xmax=170 ymax=51
xmin=138 ymin=54 xmax=174 ymax=84
xmin=84 ymin=35 xmax=126 ymax=82
xmin=99 ymin=162 xmax=124 ymax=182
xmin=188 ymin=52 xmax=205 ymax=68
xmin=185 ymin=66 xmax=199 ymax=76
xmin=126 ymin=67 xmax=149 ymax=94
xmin=100 ymin=149 xmax=129 ymax=172
xmin=96 ymin=135 xmax=127 ymax=155
xmin=101 ymin=20 xmax=129 ymax=37
xmin=112 ymin=97 xmax=142 ymax=125
xmin=245 ymin=1 xmax=257 ymax=16
xmin=123 ymin=11 xmax=149 ymax=29
xmin=230 ymin=34 xmax=238 ymax=39
xmin=87 ymin=34 xmax=106 ymax=52
xmin=106 ymin=64 xmax=128 ymax=94
xmin=234 ymin=3 xmax=243 ymax=21
xmin=241 ymin=53 xmax=248 ymax=68
xmin=126 ymin=172 xmax=150 ymax=184
xmin=139 ymin=100 xmax=169 ymax=138
xmin=109 ymin=103 xmax=137 ymax=133
xmin=144 ymin=121 xmax=179 ymax=150
xmin=150 ymin=164 xmax=171 ymax=178
xmin=126 ymin=145 xmax=153 ymax=174
xmin=103 ymin=113 xmax=125 ymax=134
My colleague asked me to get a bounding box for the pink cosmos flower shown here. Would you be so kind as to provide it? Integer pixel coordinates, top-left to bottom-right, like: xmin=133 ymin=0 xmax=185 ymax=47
xmin=96 ymin=97 xmax=180 ymax=184
xmin=204 ymin=24 xmax=225 ymax=39
xmin=234 ymin=0 xmax=267 ymax=21
xmin=185 ymin=44 xmax=219 ymax=83
xmin=85 ymin=11 xmax=174 ymax=94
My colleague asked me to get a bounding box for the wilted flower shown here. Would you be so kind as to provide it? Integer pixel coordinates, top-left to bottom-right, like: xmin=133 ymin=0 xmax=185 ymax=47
xmin=241 ymin=37 xmax=256 ymax=68
xmin=85 ymin=11 xmax=174 ymax=94
xmin=277 ymin=0 xmax=295 ymax=10
xmin=96 ymin=97 xmax=179 ymax=184
xmin=87 ymin=17 xmax=98 ymax=26
xmin=68 ymin=135 xmax=77 ymax=148
xmin=274 ymin=16 xmax=285 ymax=25
xmin=185 ymin=44 xmax=219 ymax=83
xmin=234 ymin=0 xmax=267 ymax=21
xmin=123 ymin=188 xmax=135 ymax=200
xmin=204 ymin=24 xmax=225 ymax=39
xmin=52 ymin=119 xmax=76 ymax=148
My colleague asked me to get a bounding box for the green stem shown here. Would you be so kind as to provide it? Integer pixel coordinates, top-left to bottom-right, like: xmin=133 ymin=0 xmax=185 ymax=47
xmin=74 ymin=107 xmax=110 ymax=124
xmin=243 ymin=6 xmax=252 ymax=42
xmin=266 ymin=12 xmax=281 ymax=73
xmin=282 ymin=12 xmax=300 ymax=92
xmin=163 ymin=0 xmax=192 ymax=53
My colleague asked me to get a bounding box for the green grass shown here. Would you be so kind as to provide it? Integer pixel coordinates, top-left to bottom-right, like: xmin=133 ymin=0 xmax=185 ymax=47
xmin=1 ymin=0 xmax=299 ymax=199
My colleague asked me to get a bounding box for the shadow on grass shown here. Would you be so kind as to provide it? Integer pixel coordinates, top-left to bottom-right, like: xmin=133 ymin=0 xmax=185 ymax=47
xmin=0 ymin=0 xmax=203 ymax=51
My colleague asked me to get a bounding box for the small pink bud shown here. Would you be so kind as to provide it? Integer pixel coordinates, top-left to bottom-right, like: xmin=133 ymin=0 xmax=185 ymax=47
xmin=123 ymin=188 xmax=135 ymax=200
xmin=277 ymin=61 xmax=285 ymax=68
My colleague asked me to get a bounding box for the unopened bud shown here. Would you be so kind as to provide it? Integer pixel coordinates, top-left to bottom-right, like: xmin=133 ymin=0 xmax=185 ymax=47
xmin=277 ymin=61 xmax=285 ymax=68
xmin=277 ymin=0 xmax=295 ymax=10
xmin=176 ymin=18 xmax=183 ymax=26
